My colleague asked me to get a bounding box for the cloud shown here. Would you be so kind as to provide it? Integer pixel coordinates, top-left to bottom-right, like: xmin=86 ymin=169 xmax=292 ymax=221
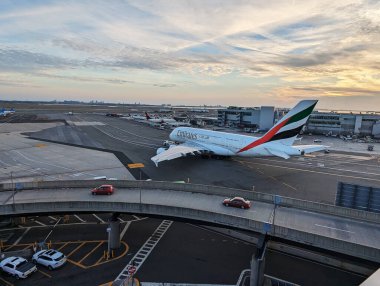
xmin=0 ymin=0 xmax=379 ymax=109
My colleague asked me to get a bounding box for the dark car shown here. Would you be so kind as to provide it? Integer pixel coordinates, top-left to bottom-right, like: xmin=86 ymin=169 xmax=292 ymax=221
xmin=223 ymin=197 xmax=251 ymax=209
xmin=91 ymin=185 xmax=114 ymax=195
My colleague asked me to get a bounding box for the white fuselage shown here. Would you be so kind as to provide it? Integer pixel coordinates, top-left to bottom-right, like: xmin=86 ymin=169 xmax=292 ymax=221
xmin=169 ymin=127 xmax=302 ymax=157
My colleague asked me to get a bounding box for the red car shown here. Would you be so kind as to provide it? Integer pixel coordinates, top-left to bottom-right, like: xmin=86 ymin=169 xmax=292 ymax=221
xmin=91 ymin=185 xmax=114 ymax=195
xmin=223 ymin=197 xmax=251 ymax=209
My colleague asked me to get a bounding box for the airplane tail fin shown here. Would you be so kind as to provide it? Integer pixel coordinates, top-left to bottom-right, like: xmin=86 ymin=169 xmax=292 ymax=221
xmin=264 ymin=100 xmax=317 ymax=146
xmin=238 ymin=100 xmax=317 ymax=153
xmin=145 ymin=112 xmax=151 ymax=120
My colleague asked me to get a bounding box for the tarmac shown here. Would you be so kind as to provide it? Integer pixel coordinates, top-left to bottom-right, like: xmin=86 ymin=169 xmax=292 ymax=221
xmin=0 ymin=123 xmax=134 ymax=183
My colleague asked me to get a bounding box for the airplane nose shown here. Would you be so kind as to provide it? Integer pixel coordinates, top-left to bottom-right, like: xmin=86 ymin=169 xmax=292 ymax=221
xmin=169 ymin=130 xmax=175 ymax=141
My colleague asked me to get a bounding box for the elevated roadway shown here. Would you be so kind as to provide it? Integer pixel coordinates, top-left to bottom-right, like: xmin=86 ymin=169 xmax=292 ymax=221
xmin=0 ymin=180 xmax=379 ymax=264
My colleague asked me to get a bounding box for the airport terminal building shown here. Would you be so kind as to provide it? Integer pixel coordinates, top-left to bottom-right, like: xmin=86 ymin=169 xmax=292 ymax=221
xmin=217 ymin=106 xmax=275 ymax=130
xmin=217 ymin=105 xmax=380 ymax=138
xmin=306 ymin=112 xmax=380 ymax=138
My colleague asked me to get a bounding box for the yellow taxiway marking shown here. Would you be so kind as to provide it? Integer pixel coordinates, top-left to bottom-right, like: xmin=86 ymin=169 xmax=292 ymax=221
xmin=239 ymin=161 xmax=298 ymax=191
xmin=303 ymin=154 xmax=316 ymax=158
xmin=35 ymin=143 xmax=47 ymax=148
xmin=67 ymin=242 xmax=86 ymax=257
xmin=0 ymin=277 xmax=13 ymax=286
xmin=38 ymin=269 xmax=52 ymax=278
xmin=78 ymin=241 xmax=103 ymax=264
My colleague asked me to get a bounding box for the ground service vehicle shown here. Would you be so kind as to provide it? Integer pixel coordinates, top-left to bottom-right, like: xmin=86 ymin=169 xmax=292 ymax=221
xmin=91 ymin=184 xmax=114 ymax=195
xmin=32 ymin=249 xmax=66 ymax=270
xmin=0 ymin=257 xmax=37 ymax=279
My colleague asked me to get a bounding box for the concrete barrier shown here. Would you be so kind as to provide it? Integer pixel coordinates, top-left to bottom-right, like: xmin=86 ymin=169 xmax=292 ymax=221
xmin=0 ymin=199 xmax=379 ymax=263
xmin=1 ymin=179 xmax=379 ymax=224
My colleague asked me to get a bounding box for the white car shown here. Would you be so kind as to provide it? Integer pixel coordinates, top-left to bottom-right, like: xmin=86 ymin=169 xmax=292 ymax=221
xmin=0 ymin=256 xmax=37 ymax=279
xmin=32 ymin=249 xmax=66 ymax=270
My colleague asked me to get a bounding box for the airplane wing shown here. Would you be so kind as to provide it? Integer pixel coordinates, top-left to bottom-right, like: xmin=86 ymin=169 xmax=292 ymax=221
xmin=295 ymin=145 xmax=328 ymax=154
xmin=265 ymin=147 xmax=290 ymax=159
xmin=151 ymin=143 xmax=210 ymax=166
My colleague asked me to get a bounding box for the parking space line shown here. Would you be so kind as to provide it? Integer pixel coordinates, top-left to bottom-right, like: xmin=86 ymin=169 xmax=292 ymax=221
xmin=57 ymin=242 xmax=70 ymax=251
xmin=38 ymin=269 xmax=52 ymax=278
xmin=74 ymin=215 xmax=86 ymax=223
xmin=48 ymin=216 xmax=58 ymax=221
xmin=13 ymin=227 xmax=31 ymax=245
xmin=92 ymin=214 xmax=105 ymax=223
xmin=132 ymin=215 xmax=140 ymax=220
xmin=34 ymin=220 xmax=46 ymax=226
xmin=21 ymin=244 xmax=31 ymax=250
xmin=67 ymin=242 xmax=86 ymax=257
xmin=67 ymin=258 xmax=87 ymax=269
xmin=120 ymin=221 xmax=131 ymax=240
xmin=96 ymin=242 xmax=129 ymax=267
xmin=95 ymin=255 xmax=105 ymax=265
xmin=0 ymin=277 xmax=13 ymax=286
xmin=78 ymin=242 xmax=103 ymax=264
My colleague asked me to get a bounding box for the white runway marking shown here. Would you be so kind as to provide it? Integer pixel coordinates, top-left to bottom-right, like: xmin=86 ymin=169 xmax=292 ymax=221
xmin=315 ymin=224 xmax=355 ymax=234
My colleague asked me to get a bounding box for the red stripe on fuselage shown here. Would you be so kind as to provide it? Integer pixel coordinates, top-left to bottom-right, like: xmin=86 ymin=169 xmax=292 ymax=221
xmin=237 ymin=118 xmax=290 ymax=153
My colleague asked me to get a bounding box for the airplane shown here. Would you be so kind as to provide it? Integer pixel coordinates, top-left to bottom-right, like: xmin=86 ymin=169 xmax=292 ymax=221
xmin=0 ymin=108 xmax=15 ymax=117
xmin=167 ymin=121 xmax=191 ymax=128
xmin=151 ymin=100 xmax=327 ymax=166
xmin=145 ymin=112 xmax=177 ymax=124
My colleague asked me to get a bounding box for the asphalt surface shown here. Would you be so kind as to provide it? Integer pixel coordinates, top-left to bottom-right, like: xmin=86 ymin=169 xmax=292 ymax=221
xmin=1 ymin=111 xmax=378 ymax=285
xmin=32 ymin=113 xmax=380 ymax=204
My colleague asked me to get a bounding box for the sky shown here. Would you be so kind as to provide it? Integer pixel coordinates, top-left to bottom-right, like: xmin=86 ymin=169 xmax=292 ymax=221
xmin=0 ymin=0 xmax=379 ymax=110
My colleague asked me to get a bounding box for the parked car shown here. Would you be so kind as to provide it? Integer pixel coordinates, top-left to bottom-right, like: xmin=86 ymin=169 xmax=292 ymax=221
xmin=32 ymin=249 xmax=66 ymax=270
xmin=313 ymin=139 xmax=322 ymax=143
xmin=91 ymin=184 xmax=114 ymax=195
xmin=0 ymin=256 xmax=37 ymax=279
xmin=223 ymin=197 xmax=251 ymax=209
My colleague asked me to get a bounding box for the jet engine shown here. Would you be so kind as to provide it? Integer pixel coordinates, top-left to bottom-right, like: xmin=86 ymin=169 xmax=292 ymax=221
xmin=156 ymin=147 xmax=166 ymax=155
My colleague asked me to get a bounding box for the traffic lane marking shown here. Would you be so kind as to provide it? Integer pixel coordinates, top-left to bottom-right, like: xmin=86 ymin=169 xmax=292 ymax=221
xmin=238 ymin=160 xmax=380 ymax=182
xmin=314 ymin=224 xmax=355 ymax=234
xmin=261 ymin=155 xmax=380 ymax=176
xmin=238 ymin=161 xmax=298 ymax=191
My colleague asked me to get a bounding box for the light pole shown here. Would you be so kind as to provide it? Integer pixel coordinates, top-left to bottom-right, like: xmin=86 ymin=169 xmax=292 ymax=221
xmin=106 ymin=227 xmax=111 ymax=260
xmin=11 ymin=171 xmax=15 ymax=209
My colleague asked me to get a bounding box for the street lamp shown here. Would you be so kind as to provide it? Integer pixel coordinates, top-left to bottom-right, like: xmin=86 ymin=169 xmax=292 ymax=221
xmin=11 ymin=171 xmax=15 ymax=209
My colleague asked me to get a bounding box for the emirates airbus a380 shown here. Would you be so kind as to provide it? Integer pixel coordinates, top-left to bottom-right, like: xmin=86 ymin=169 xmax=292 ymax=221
xmin=151 ymin=100 xmax=326 ymax=166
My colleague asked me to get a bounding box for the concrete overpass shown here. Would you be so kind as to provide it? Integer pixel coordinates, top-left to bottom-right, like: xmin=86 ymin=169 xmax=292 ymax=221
xmin=0 ymin=180 xmax=379 ymax=263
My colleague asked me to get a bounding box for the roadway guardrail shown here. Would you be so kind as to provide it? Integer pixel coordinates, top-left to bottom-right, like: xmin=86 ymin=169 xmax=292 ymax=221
xmin=1 ymin=180 xmax=379 ymax=224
